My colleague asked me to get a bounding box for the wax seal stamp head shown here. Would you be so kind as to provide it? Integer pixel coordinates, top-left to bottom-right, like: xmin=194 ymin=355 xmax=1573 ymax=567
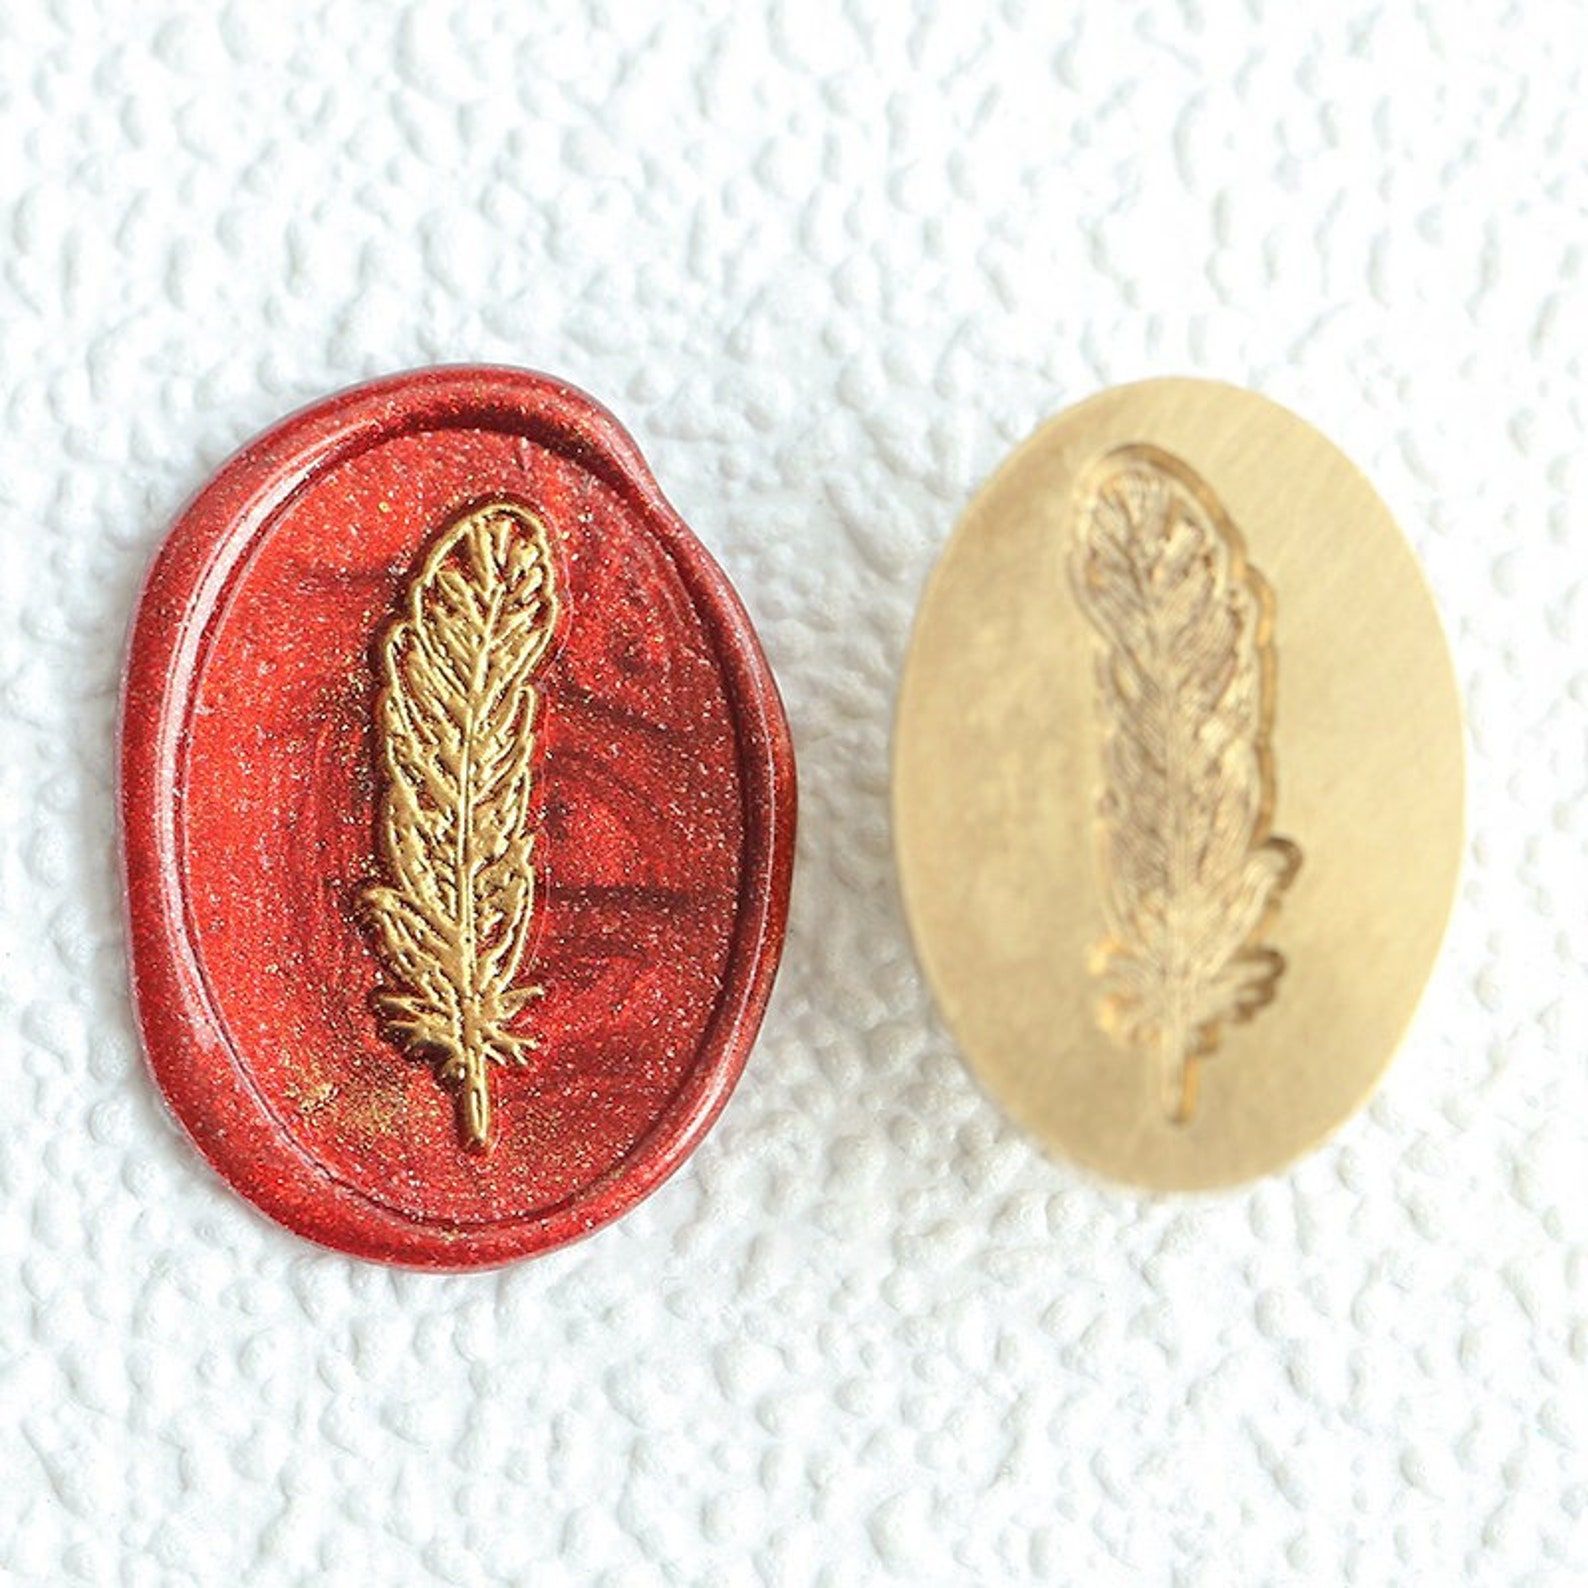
xmin=894 ymin=378 xmax=1464 ymax=1190
xmin=121 ymin=367 xmax=795 ymax=1268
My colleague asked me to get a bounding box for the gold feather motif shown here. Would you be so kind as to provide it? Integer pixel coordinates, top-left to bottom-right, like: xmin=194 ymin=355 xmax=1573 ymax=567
xmin=1070 ymin=445 xmax=1300 ymax=1124
xmin=363 ymin=500 xmax=560 ymax=1151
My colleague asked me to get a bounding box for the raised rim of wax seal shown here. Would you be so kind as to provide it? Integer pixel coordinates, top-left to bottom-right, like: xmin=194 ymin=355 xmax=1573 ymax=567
xmin=120 ymin=366 xmax=796 ymax=1269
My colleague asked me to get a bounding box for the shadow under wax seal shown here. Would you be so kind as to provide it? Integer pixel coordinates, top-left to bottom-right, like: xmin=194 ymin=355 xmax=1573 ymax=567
xmin=121 ymin=366 xmax=796 ymax=1268
xmin=893 ymin=377 xmax=1464 ymax=1190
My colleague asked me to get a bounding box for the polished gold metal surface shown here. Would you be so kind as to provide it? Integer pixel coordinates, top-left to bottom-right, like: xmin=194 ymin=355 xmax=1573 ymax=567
xmin=894 ymin=379 xmax=1465 ymax=1190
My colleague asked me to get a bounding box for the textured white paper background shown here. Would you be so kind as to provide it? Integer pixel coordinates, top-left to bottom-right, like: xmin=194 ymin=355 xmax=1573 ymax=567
xmin=1 ymin=3 xmax=1583 ymax=1584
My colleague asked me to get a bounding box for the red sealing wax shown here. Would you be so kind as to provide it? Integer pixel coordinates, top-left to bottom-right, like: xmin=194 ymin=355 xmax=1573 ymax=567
xmin=121 ymin=367 xmax=795 ymax=1269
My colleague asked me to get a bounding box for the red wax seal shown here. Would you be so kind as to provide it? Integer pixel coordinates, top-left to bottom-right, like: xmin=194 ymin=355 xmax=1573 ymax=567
xmin=121 ymin=367 xmax=795 ymax=1269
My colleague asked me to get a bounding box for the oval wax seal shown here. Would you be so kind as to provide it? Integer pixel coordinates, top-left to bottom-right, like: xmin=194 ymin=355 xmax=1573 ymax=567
xmin=122 ymin=367 xmax=795 ymax=1268
xmin=894 ymin=378 xmax=1464 ymax=1190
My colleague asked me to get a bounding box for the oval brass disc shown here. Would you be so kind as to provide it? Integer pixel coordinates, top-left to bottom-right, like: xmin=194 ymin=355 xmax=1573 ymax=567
xmin=894 ymin=378 xmax=1464 ymax=1190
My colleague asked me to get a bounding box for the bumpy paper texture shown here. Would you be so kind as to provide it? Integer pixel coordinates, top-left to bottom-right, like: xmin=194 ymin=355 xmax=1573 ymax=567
xmin=3 ymin=4 xmax=1582 ymax=1584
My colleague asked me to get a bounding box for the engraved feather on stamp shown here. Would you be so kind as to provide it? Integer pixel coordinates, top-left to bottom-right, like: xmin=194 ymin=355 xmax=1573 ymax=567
xmin=1070 ymin=446 xmax=1300 ymax=1124
xmin=363 ymin=501 xmax=559 ymax=1151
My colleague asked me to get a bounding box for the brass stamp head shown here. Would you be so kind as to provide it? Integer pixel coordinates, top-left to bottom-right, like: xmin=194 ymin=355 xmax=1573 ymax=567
xmin=894 ymin=379 xmax=1464 ymax=1190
